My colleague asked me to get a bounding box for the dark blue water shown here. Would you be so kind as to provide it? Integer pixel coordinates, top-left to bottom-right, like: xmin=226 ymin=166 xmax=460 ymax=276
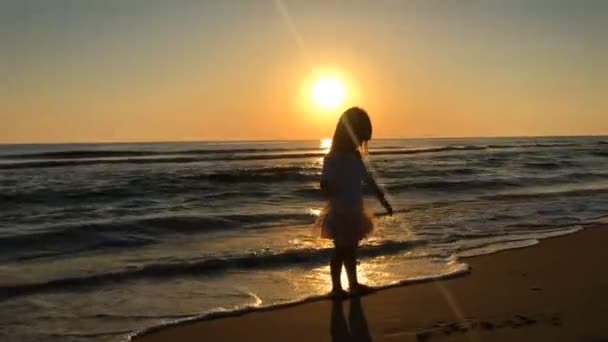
xmin=1 ymin=137 xmax=607 ymax=341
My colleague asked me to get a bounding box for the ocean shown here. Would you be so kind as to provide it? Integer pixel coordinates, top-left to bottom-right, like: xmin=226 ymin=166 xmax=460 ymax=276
xmin=1 ymin=136 xmax=607 ymax=341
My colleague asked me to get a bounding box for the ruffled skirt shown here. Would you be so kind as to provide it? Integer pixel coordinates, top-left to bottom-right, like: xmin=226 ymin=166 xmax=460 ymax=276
xmin=316 ymin=205 xmax=374 ymax=247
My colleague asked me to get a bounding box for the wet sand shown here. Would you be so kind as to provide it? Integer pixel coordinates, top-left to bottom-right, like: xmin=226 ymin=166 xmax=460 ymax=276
xmin=133 ymin=225 xmax=608 ymax=341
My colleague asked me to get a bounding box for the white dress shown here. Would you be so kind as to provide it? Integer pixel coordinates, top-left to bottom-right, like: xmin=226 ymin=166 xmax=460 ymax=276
xmin=318 ymin=152 xmax=373 ymax=247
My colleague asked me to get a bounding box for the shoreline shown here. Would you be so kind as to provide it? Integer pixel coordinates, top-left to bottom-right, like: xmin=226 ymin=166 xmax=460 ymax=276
xmin=131 ymin=223 xmax=608 ymax=341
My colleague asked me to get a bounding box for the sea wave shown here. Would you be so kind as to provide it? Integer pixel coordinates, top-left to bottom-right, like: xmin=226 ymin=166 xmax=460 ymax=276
xmin=6 ymin=167 xmax=604 ymax=209
xmin=0 ymin=213 xmax=317 ymax=261
xmin=0 ymin=154 xmax=326 ymax=169
xmin=0 ymin=142 xmax=591 ymax=170
xmin=0 ymin=239 xmax=427 ymax=301
xmin=1 ymin=222 xmax=587 ymax=302
xmin=189 ymin=166 xmax=320 ymax=183
xmin=1 ymin=141 xmax=585 ymax=160
xmin=0 ymin=166 xmax=319 ymax=206
xmin=387 ymin=172 xmax=608 ymax=193
xmin=455 ymin=226 xmax=583 ymax=257
xmin=481 ymin=183 xmax=608 ymax=200
xmin=522 ymin=160 xmax=575 ymax=169
xmin=390 ymin=178 xmax=518 ymax=192
xmin=592 ymin=151 xmax=608 ymax=157
xmin=487 ymin=142 xmax=579 ymax=149
xmin=0 ymin=147 xmax=315 ymax=160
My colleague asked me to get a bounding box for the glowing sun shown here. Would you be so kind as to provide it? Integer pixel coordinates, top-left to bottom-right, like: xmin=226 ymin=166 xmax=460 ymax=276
xmin=311 ymin=78 xmax=345 ymax=110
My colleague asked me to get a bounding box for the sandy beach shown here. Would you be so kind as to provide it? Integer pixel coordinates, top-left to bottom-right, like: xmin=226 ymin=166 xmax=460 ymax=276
xmin=133 ymin=224 xmax=608 ymax=342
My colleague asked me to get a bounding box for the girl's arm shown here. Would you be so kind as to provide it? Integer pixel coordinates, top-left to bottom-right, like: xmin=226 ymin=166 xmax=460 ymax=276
xmin=363 ymin=166 xmax=393 ymax=215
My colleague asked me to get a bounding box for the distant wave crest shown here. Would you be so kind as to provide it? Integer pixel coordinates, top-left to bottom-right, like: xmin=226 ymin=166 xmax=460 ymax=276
xmin=0 ymin=142 xmax=591 ymax=169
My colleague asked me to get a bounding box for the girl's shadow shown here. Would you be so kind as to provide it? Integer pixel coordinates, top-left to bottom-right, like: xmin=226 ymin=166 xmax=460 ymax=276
xmin=331 ymin=298 xmax=372 ymax=342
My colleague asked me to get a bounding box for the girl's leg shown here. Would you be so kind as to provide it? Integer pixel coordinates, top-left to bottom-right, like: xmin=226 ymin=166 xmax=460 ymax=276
xmin=344 ymin=244 xmax=375 ymax=295
xmin=330 ymin=246 xmax=345 ymax=293
xmin=343 ymin=244 xmax=359 ymax=287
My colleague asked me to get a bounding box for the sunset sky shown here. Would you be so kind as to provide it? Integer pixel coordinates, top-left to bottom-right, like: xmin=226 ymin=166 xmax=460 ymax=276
xmin=2 ymin=0 xmax=607 ymax=143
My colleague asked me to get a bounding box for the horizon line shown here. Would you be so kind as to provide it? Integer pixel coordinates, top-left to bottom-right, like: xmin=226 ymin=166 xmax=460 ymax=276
xmin=0 ymin=133 xmax=607 ymax=146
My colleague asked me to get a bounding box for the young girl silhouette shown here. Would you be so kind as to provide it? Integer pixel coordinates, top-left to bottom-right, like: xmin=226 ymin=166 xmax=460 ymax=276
xmin=319 ymin=107 xmax=393 ymax=298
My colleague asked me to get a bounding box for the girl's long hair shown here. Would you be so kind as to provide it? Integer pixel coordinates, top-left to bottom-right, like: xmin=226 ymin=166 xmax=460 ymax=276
xmin=330 ymin=107 xmax=372 ymax=155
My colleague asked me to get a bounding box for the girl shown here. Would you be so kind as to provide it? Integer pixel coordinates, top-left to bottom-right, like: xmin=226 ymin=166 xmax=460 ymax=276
xmin=319 ymin=107 xmax=393 ymax=298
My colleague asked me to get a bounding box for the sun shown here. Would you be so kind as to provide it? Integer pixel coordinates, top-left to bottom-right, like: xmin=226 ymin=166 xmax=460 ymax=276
xmin=311 ymin=78 xmax=345 ymax=111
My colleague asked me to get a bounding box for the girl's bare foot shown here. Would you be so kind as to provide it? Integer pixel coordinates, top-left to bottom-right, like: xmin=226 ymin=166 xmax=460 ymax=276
xmin=349 ymin=283 xmax=376 ymax=296
xmin=330 ymin=288 xmax=348 ymax=300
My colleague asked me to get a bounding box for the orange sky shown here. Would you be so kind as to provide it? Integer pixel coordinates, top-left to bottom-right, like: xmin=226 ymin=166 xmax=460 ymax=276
xmin=1 ymin=1 xmax=607 ymax=143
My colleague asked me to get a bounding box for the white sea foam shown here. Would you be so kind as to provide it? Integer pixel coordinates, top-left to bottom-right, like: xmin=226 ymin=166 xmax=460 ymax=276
xmin=456 ymin=226 xmax=583 ymax=258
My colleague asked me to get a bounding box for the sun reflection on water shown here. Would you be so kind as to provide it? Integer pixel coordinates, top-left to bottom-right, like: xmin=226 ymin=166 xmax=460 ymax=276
xmin=320 ymin=138 xmax=332 ymax=153
xmin=306 ymin=261 xmax=394 ymax=294
xmin=309 ymin=208 xmax=322 ymax=217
